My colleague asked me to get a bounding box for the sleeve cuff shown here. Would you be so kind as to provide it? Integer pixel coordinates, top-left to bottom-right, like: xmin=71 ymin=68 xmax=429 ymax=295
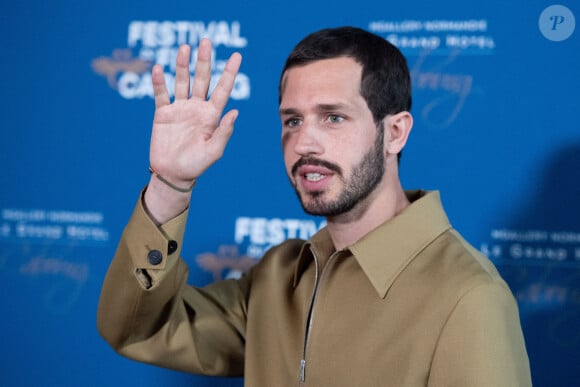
xmin=122 ymin=190 xmax=190 ymax=271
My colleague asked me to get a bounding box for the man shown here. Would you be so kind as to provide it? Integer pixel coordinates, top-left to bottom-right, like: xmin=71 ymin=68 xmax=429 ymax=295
xmin=98 ymin=27 xmax=532 ymax=386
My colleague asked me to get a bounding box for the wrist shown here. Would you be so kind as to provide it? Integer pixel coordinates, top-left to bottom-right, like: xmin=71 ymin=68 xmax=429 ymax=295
xmin=149 ymin=166 xmax=196 ymax=193
xmin=143 ymin=176 xmax=192 ymax=225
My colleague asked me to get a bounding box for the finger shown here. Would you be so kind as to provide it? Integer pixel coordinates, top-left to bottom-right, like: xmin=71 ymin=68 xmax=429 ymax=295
xmin=209 ymin=52 xmax=242 ymax=113
xmin=191 ymin=38 xmax=213 ymax=99
xmin=208 ymin=109 xmax=238 ymax=157
xmin=174 ymin=45 xmax=192 ymax=100
xmin=152 ymin=64 xmax=170 ymax=108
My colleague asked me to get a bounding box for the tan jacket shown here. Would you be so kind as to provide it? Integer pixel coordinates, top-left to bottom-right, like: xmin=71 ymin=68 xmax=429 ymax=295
xmin=97 ymin=190 xmax=532 ymax=386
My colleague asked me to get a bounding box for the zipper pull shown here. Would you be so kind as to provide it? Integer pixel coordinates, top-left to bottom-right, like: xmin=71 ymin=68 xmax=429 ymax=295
xmin=299 ymin=359 xmax=306 ymax=383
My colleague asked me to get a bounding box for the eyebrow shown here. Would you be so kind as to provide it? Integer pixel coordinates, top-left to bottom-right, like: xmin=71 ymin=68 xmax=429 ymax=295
xmin=279 ymin=103 xmax=349 ymax=116
xmin=279 ymin=107 xmax=299 ymax=116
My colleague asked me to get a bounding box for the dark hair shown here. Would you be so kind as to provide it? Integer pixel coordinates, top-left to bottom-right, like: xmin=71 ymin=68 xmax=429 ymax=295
xmin=279 ymin=26 xmax=412 ymax=124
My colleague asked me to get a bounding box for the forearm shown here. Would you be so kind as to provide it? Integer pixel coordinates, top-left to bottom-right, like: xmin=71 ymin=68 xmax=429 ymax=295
xmin=97 ymin=193 xmax=248 ymax=375
xmin=97 ymin=192 xmax=188 ymax=350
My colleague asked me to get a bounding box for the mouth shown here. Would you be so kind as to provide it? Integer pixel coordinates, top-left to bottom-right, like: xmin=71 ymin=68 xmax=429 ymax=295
xmin=291 ymin=157 xmax=341 ymax=192
xmin=304 ymin=172 xmax=325 ymax=182
xmin=295 ymin=165 xmax=335 ymax=192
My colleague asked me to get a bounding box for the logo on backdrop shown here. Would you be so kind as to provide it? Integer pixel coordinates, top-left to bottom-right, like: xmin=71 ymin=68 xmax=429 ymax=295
xmin=368 ymin=19 xmax=496 ymax=55
xmin=196 ymin=245 xmax=258 ymax=280
xmin=481 ymin=228 xmax=580 ymax=346
xmin=368 ymin=19 xmax=489 ymax=128
xmin=481 ymin=229 xmax=580 ymax=265
xmin=0 ymin=208 xmax=109 ymax=245
xmin=539 ymin=5 xmax=576 ymax=42
xmin=194 ymin=216 xmax=326 ymax=280
xmin=92 ymin=20 xmax=251 ymax=100
xmin=234 ymin=216 xmax=326 ymax=258
xmin=0 ymin=208 xmax=104 ymax=314
xmin=410 ymin=52 xmax=473 ymax=128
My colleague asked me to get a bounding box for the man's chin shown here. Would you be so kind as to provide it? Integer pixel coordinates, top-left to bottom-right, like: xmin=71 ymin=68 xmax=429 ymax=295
xmin=295 ymin=188 xmax=336 ymax=215
xmin=299 ymin=196 xmax=334 ymax=217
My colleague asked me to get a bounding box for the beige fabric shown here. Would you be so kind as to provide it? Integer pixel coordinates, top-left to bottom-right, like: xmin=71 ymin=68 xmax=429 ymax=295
xmin=97 ymin=190 xmax=532 ymax=386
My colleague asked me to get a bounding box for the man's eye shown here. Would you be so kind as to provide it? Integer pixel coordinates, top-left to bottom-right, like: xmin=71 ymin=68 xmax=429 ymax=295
xmin=327 ymin=115 xmax=344 ymax=123
xmin=286 ymin=118 xmax=301 ymax=127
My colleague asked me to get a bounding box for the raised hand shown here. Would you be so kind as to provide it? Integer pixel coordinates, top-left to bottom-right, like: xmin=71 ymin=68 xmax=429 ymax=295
xmin=144 ymin=39 xmax=242 ymax=224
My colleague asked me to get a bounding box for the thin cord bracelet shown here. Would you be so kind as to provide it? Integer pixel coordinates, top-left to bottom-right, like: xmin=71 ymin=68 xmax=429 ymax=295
xmin=149 ymin=166 xmax=196 ymax=193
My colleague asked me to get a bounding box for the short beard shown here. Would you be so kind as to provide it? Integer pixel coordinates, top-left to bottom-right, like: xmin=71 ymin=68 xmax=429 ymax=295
xmin=293 ymin=124 xmax=385 ymax=217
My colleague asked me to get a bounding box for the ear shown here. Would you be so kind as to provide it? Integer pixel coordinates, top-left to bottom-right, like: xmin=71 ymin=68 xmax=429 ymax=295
xmin=383 ymin=111 xmax=413 ymax=156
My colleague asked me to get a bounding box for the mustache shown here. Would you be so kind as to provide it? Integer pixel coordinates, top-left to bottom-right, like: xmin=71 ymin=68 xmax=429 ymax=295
xmin=291 ymin=156 xmax=342 ymax=176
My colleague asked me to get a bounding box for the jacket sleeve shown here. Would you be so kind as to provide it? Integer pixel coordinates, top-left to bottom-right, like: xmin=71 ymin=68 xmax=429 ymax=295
xmin=96 ymin=193 xmax=249 ymax=376
xmin=428 ymin=281 xmax=532 ymax=387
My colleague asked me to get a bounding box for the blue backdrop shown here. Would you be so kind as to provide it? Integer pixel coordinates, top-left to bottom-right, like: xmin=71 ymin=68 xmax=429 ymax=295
xmin=1 ymin=1 xmax=578 ymax=386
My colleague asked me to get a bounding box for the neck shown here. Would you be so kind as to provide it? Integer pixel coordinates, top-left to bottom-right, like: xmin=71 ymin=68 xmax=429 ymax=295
xmin=325 ymin=175 xmax=409 ymax=251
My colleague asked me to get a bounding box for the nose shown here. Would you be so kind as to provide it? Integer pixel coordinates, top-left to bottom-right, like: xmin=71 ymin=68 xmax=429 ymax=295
xmin=293 ymin=124 xmax=323 ymax=156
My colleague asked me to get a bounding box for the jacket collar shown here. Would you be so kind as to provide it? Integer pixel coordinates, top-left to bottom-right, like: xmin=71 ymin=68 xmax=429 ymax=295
xmin=293 ymin=191 xmax=451 ymax=298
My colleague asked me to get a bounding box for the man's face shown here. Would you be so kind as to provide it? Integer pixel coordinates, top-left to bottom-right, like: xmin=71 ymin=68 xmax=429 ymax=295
xmin=279 ymin=57 xmax=386 ymax=217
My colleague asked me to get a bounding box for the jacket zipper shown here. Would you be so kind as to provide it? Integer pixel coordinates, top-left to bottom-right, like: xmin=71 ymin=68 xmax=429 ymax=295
xmin=299 ymin=249 xmax=341 ymax=384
